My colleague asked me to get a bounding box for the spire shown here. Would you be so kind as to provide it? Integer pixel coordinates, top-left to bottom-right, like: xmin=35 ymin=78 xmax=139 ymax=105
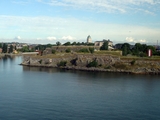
xmin=87 ymin=35 xmax=92 ymax=43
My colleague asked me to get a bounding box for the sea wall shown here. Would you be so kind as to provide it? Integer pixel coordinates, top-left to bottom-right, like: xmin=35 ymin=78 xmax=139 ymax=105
xmin=43 ymin=46 xmax=100 ymax=54
xmin=21 ymin=54 xmax=160 ymax=74
xmin=22 ymin=54 xmax=120 ymax=67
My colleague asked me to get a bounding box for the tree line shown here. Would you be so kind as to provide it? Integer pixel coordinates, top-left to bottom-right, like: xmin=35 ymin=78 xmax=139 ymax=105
xmin=0 ymin=43 xmax=15 ymax=53
xmin=119 ymin=43 xmax=159 ymax=56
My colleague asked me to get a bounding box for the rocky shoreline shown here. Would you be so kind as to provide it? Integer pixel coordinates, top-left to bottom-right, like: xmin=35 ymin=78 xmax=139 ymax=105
xmin=21 ymin=64 xmax=160 ymax=75
xmin=21 ymin=54 xmax=160 ymax=75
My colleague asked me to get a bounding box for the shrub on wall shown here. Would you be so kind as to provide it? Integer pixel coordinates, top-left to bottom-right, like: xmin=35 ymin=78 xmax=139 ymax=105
xmin=70 ymin=58 xmax=77 ymax=66
xmin=130 ymin=59 xmax=136 ymax=65
xmin=65 ymin=48 xmax=71 ymax=53
xmin=57 ymin=61 xmax=67 ymax=67
xmin=52 ymin=49 xmax=56 ymax=54
xmin=86 ymin=59 xmax=98 ymax=67
xmin=79 ymin=48 xmax=89 ymax=53
xmin=89 ymin=47 xmax=94 ymax=54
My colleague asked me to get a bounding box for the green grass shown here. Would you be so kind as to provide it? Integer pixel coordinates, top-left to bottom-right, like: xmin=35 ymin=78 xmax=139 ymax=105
xmin=95 ymin=50 xmax=122 ymax=56
xmin=121 ymin=56 xmax=160 ymax=61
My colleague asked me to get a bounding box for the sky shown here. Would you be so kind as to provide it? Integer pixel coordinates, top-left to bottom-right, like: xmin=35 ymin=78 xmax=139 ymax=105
xmin=0 ymin=0 xmax=160 ymax=44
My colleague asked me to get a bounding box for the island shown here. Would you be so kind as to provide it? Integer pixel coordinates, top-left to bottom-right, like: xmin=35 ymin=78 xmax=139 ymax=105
xmin=21 ymin=51 xmax=160 ymax=75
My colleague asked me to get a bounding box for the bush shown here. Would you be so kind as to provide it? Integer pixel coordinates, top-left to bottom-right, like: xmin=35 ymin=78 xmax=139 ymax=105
xmin=139 ymin=52 xmax=147 ymax=57
xmin=52 ymin=49 xmax=56 ymax=54
xmin=70 ymin=58 xmax=77 ymax=66
xmin=130 ymin=59 xmax=136 ymax=65
xmin=104 ymin=65 xmax=111 ymax=69
xmin=65 ymin=48 xmax=71 ymax=53
xmin=57 ymin=61 xmax=67 ymax=67
xmin=89 ymin=47 xmax=94 ymax=54
xmin=39 ymin=59 xmax=42 ymax=64
xmin=79 ymin=48 xmax=89 ymax=53
xmin=86 ymin=59 xmax=98 ymax=67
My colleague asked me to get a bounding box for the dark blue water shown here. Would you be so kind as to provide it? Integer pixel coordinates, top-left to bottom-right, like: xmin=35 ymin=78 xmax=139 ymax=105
xmin=0 ymin=56 xmax=160 ymax=120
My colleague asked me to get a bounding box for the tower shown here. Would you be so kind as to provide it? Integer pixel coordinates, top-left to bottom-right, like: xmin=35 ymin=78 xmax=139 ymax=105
xmin=87 ymin=35 xmax=92 ymax=43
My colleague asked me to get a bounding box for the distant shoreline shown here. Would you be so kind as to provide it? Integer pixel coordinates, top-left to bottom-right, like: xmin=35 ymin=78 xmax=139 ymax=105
xmin=20 ymin=53 xmax=160 ymax=75
xmin=0 ymin=53 xmax=22 ymax=58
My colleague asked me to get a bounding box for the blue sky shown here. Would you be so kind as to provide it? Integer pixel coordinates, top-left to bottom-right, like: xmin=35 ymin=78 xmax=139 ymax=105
xmin=0 ymin=0 xmax=160 ymax=44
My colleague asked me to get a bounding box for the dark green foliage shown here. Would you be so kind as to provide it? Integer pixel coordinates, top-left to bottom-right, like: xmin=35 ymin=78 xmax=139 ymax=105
xmin=46 ymin=44 xmax=52 ymax=48
xmin=87 ymin=43 xmax=94 ymax=46
xmin=71 ymin=42 xmax=94 ymax=46
xmin=9 ymin=45 xmax=13 ymax=53
xmin=79 ymin=48 xmax=89 ymax=53
xmin=21 ymin=46 xmax=30 ymax=52
xmin=130 ymin=59 xmax=136 ymax=65
xmin=121 ymin=43 xmax=131 ymax=56
xmin=146 ymin=45 xmax=156 ymax=55
xmin=71 ymin=42 xmax=77 ymax=45
xmin=132 ymin=43 xmax=147 ymax=56
xmin=0 ymin=43 xmax=2 ymax=48
xmin=139 ymin=52 xmax=147 ymax=57
xmin=100 ymin=41 xmax=108 ymax=50
xmin=35 ymin=44 xmax=53 ymax=51
xmin=89 ymin=47 xmax=94 ymax=53
xmin=104 ymin=65 xmax=111 ymax=69
xmin=2 ymin=43 xmax=8 ymax=53
xmin=65 ymin=48 xmax=71 ymax=53
xmin=63 ymin=42 xmax=71 ymax=46
xmin=39 ymin=59 xmax=42 ymax=64
xmin=57 ymin=61 xmax=67 ymax=67
xmin=52 ymin=49 xmax=56 ymax=54
xmin=70 ymin=58 xmax=77 ymax=66
xmin=86 ymin=59 xmax=98 ymax=68
xmin=35 ymin=45 xmax=46 ymax=51
xmin=56 ymin=41 xmax=61 ymax=46
xmin=76 ymin=42 xmax=81 ymax=46
xmin=15 ymin=45 xmax=17 ymax=50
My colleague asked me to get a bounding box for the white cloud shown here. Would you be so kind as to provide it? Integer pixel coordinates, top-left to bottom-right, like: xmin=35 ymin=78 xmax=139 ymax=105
xmin=61 ymin=36 xmax=76 ymax=41
xmin=0 ymin=15 xmax=160 ymax=44
xmin=36 ymin=38 xmax=42 ymax=40
xmin=14 ymin=36 xmax=21 ymax=40
xmin=126 ymin=37 xmax=147 ymax=43
xmin=139 ymin=39 xmax=147 ymax=43
xmin=126 ymin=37 xmax=135 ymax=42
xmin=37 ymin=0 xmax=160 ymax=14
xmin=47 ymin=37 xmax=57 ymax=41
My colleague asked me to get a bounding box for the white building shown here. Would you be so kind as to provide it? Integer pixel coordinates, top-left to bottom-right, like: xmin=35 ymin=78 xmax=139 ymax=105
xmin=94 ymin=39 xmax=114 ymax=50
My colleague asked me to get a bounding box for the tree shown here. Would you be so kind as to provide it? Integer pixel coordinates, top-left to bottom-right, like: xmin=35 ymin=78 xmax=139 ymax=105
xmin=9 ymin=45 xmax=13 ymax=53
xmin=132 ymin=43 xmax=148 ymax=56
xmin=46 ymin=44 xmax=52 ymax=48
xmin=65 ymin=48 xmax=71 ymax=53
xmin=146 ymin=45 xmax=156 ymax=55
xmin=71 ymin=42 xmax=77 ymax=45
xmin=2 ymin=43 xmax=8 ymax=53
xmin=35 ymin=45 xmax=46 ymax=51
xmin=52 ymin=49 xmax=56 ymax=54
xmin=14 ymin=45 xmax=17 ymax=50
xmin=100 ymin=41 xmax=108 ymax=50
xmin=56 ymin=41 xmax=61 ymax=46
xmin=89 ymin=47 xmax=94 ymax=54
xmin=21 ymin=46 xmax=29 ymax=52
xmin=76 ymin=42 xmax=81 ymax=46
xmin=0 ymin=43 xmax=2 ymax=48
xmin=121 ymin=43 xmax=131 ymax=56
xmin=63 ymin=42 xmax=71 ymax=46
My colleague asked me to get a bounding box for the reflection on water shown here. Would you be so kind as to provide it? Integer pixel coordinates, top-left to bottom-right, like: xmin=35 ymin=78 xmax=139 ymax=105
xmin=0 ymin=56 xmax=160 ymax=120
